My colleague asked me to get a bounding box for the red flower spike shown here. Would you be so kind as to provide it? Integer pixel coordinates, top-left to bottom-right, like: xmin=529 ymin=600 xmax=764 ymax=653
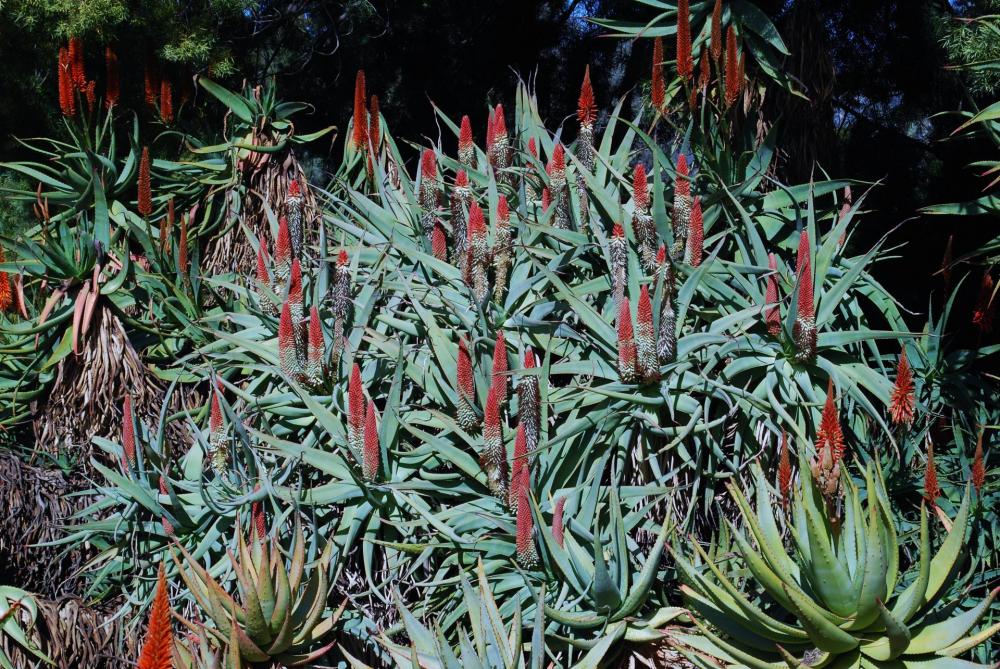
xmin=725 ymin=25 xmax=740 ymax=107
xmin=492 ymin=331 xmax=508 ymax=406
xmin=633 ymin=164 xmax=649 ymax=210
xmin=210 ymin=380 xmax=224 ymax=435
xmin=617 ymin=297 xmax=637 ymax=382
xmin=577 ymin=65 xmax=596 ymax=126
xmin=552 ymin=496 xmax=567 ymax=548
xmin=122 ymin=394 xmax=137 ymax=467
xmin=527 ymin=137 xmax=538 ymax=160
xmin=178 ymin=213 xmax=189 ymax=273
xmin=889 ymin=348 xmax=916 ymax=426
xmin=698 ymin=48 xmax=711 ymax=92
xmin=308 ymin=305 xmax=323 ymax=363
xmin=972 ymin=429 xmax=985 ymax=493
xmin=288 ymin=259 xmax=303 ymax=306
xmin=924 ymin=440 xmax=940 ymax=503
xmin=493 ymin=104 xmax=507 ymax=139
xmin=459 ymin=114 xmax=474 ymax=151
xmin=687 ymin=196 xmax=703 ymax=266
xmin=58 ymin=48 xmax=75 ymax=117
xmin=675 ymin=154 xmax=690 ymax=197
xmin=136 ymin=563 xmax=174 ymax=669
xmin=651 ymin=37 xmax=666 ymax=111
xmin=69 ymin=37 xmax=86 ymax=89
xmin=338 ymin=249 xmax=349 ymax=267
xmin=676 ymin=0 xmax=693 ymax=80
xmin=484 ymin=384 xmax=502 ymax=441
xmin=369 ymin=94 xmax=381 ymax=153
xmin=778 ymin=431 xmax=792 ymax=508
xmin=160 ymin=78 xmax=173 ymax=124
xmin=288 ymin=179 xmax=301 ymax=198
xmin=105 ymin=47 xmax=120 ymax=109
xmin=138 ymin=147 xmax=153 ymax=217
xmin=458 ymin=336 xmax=474 ymax=399
xmin=524 ymin=349 xmax=536 ymax=369
xmin=817 ymin=378 xmax=845 ymax=463
xmin=352 ymin=70 xmax=368 ymax=150
xmin=486 ymin=110 xmax=496 ymax=153
xmin=432 ymin=221 xmax=447 ymax=260
xmin=656 ymin=244 xmax=666 ymax=267
xmin=363 ymin=400 xmax=379 ymax=480
xmin=498 ymin=196 xmax=510 ymax=222
xmin=421 ymin=149 xmax=438 ymax=181
xmin=515 ymin=466 xmax=537 ymax=567
xmin=510 ymin=422 xmax=527 ymax=508
xmin=455 ymin=169 xmax=469 ymax=189
xmin=765 ymin=253 xmax=781 ymax=337
xmin=541 ymin=188 xmax=551 ymax=212
xmin=276 ymin=217 xmax=292 ymax=267
xmin=551 ymin=143 xmax=566 ymax=175
xmin=638 ymin=285 xmax=654 ymax=331
xmin=349 ymin=363 xmax=365 ymax=433
xmin=711 ymin=0 xmax=723 ymax=62
xmin=0 ymin=248 xmax=11 ymax=313
xmin=796 ymin=231 xmax=814 ymax=322
xmin=612 ymin=223 xmax=624 ymax=239
xmin=973 ymin=273 xmax=995 ymax=333
xmin=468 ymin=202 xmax=487 ymax=238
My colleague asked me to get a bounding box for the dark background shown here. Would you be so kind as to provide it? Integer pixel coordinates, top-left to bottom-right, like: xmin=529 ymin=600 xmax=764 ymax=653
xmin=1 ymin=0 xmax=996 ymax=332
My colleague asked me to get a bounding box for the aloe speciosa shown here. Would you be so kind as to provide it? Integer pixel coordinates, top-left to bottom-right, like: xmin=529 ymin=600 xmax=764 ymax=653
xmin=671 ymin=458 xmax=999 ymax=668
xmin=173 ymin=517 xmax=342 ymax=667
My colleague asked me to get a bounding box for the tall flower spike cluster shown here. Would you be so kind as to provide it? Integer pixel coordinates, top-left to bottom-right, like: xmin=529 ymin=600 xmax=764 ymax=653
xmin=764 ymin=253 xmax=781 ymax=336
xmin=617 ymin=297 xmax=637 ymax=383
xmin=651 ymin=37 xmax=666 ymax=112
xmin=632 ymin=164 xmax=656 ymax=269
xmin=493 ymin=196 xmax=512 ymax=302
xmin=419 ymin=149 xmax=440 ymax=240
xmin=136 ymin=564 xmax=173 ymax=669
xmin=305 ymin=305 xmax=324 ymax=387
xmin=456 ymin=336 xmax=477 ymax=430
xmin=286 ymin=179 xmax=304 ymax=259
xmin=58 ymin=47 xmax=75 ymax=117
xmin=610 ymin=223 xmax=627 ymax=310
xmin=889 ymin=348 xmax=915 ymax=426
xmin=518 ymin=349 xmax=541 ymax=462
xmin=352 ymin=69 xmax=368 ymax=152
xmin=685 ymin=196 xmax=703 ymax=267
xmin=279 ymin=302 xmax=299 ymax=378
xmin=793 ymin=230 xmax=816 ymax=362
xmin=330 ymin=250 xmax=352 ymax=368
xmin=468 ymin=202 xmax=490 ymax=304
xmin=676 ymin=0 xmax=693 ymax=80
xmin=432 ymin=221 xmax=447 ymax=260
xmin=458 ymin=115 xmax=476 ymax=168
xmin=672 ymin=155 xmax=692 ymax=260
xmin=636 ymin=286 xmax=659 ymax=383
xmin=547 ymin=144 xmax=570 ymax=229
xmin=208 ymin=379 xmax=227 ymax=473
xmin=138 ymin=147 xmax=153 ymax=218
xmin=273 ymin=217 xmax=292 ymax=290
xmin=577 ymin=66 xmax=596 ymax=226
xmin=348 ymin=364 xmax=365 ymax=452
xmin=363 ymin=400 xmax=379 ymax=481
xmin=482 ymin=384 xmax=508 ymax=500
xmin=778 ymin=431 xmax=792 ymax=509
xmin=491 ymin=332 xmax=509 ymax=406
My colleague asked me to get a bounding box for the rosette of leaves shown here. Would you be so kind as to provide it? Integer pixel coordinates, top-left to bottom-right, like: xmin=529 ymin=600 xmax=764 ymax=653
xmin=671 ymin=460 xmax=998 ymax=668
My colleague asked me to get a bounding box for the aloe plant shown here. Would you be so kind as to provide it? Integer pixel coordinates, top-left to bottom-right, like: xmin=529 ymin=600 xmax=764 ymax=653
xmin=671 ymin=458 xmax=999 ymax=668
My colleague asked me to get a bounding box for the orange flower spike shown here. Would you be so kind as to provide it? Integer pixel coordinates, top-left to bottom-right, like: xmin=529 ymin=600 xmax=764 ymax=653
xmin=136 ymin=563 xmax=174 ymax=669
xmin=352 ymin=69 xmax=368 ymax=151
xmin=889 ymin=348 xmax=916 ymax=426
xmin=676 ymin=0 xmax=693 ymax=80
xmin=924 ymin=440 xmax=940 ymax=504
xmin=972 ymin=428 xmax=985 ymax=493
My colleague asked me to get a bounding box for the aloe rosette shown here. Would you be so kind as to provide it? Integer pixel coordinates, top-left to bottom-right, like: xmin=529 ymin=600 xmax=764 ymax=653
xmin=671 ymin=460 xmax=999 ymax=668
